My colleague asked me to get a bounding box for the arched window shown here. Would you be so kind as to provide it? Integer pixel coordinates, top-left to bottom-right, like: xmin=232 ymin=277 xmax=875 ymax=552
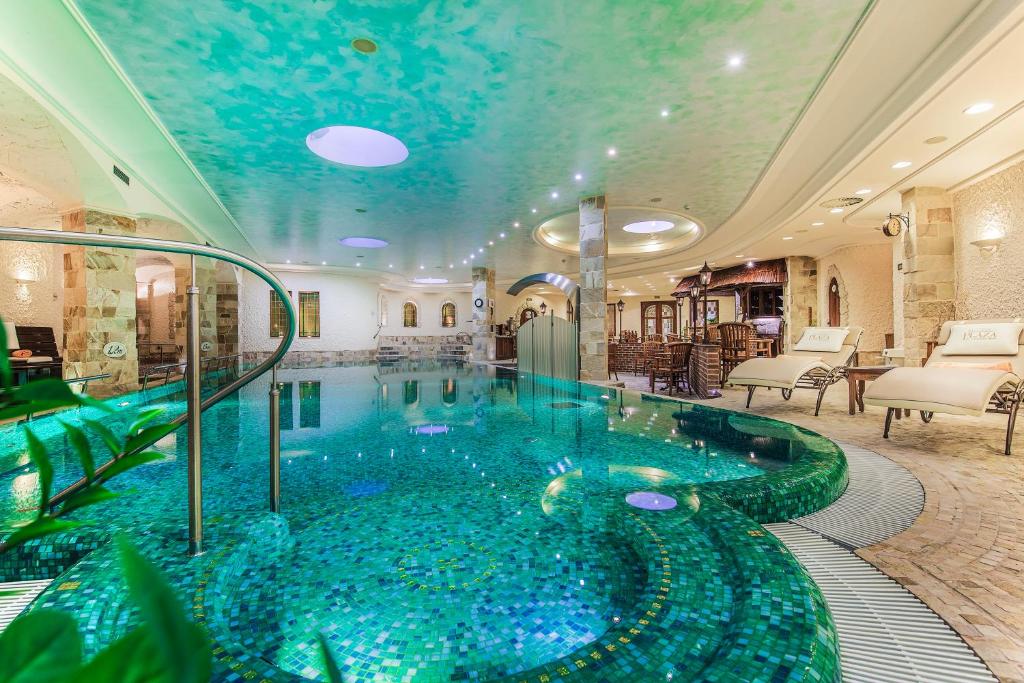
xmin=440 ymin=301 xmax=456 ymax=328
xmin=403 ymin=301 xmax=418 ymax=327
xmin=379 ymin=295 xmax=388 ymax=326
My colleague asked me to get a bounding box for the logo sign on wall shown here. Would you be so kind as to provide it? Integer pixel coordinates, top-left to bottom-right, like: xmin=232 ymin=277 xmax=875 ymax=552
xmin=102 ymin=341 xmax=127 ymax=359
xmin=200 ymin=341 xmax=213 ymax=352
xmin=474 ymin=298 xmax=484 ymax=309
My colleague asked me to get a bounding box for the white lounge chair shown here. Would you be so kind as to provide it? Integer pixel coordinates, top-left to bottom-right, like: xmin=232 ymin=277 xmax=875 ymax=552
xmin=728 ymin=326 xmax=863 ymax=416
xmin=863 ymin=319 xmax=1024 ymax=455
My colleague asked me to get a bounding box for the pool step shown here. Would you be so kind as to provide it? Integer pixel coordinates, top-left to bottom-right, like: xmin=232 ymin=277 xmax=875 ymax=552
xmin=767 ymin=523 xmax=996 ymax=683
xmin=0 ymin=579 xmax=51 ymax=632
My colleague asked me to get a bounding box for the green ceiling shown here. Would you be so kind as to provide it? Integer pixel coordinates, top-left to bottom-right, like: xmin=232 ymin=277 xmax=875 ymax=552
xmin=73 ymin=0 xmax=870 ymax=279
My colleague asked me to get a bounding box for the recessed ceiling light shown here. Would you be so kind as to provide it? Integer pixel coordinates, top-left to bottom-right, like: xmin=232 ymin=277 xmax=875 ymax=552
xmin=413 ymin=277 xmax=448 ymax=285
xmin=462 ymin=259 xmax=467 ymax=264
xmin=531 ymin=208 xmax=538 ymax=214
xmin=321 ymin=260 xmax=327 ymax=265
xmin=306 ymin=125 xmax=408 ymax=167
xmin=607 ymin=147 xmax=617 ymax=157
xmin=660 ymin=109 xmax=669 ymax=117
xmin=477 ymin=247 xmax=483 ymax=253
xmin=727 ymin=54 xmax=744 ymax=68
xmin=891 ymin=160 xmax=912 ymax=169
xmin=734 ymin=254 xmax=743 ymax=258
xmin=811 ymin=221 xmax=824 ymax=227
xmin=356 ymin=262 xmax=361 ymax=267
xmin=285 ymin=259 xmax=291 ymax=264
xmin=419 ymin=265 xmax=425 ymax=269
xmin=746 ymin=261 xmax=755 ymax=268
xmin=623 ymin=220 xmax=674 ymax=234
xmin=513 ymin=221 xmax=520 ymax=228
xmin=574 ymin=173 xmax=583 ymax=181
xmin=855 ymin=188 xmax=871 ymax=195
xmin=782 ymin=236 xmax=793 ymax=240
xmin=388 ymin=263 xmax=393 ymax=268
xmin=469 ymin=254 xmax=475 ymax=259
xmin=830 ymin=207 xmax=844 ymax=214
xmin=963 ymin=102 xmax=993 ymax=115
xmin=550 ymin=191 xmax=559 ymax=199
xmin=448 ymin=264 xmax=454 ymax=268
xmin=499 ymin=232 xmax=506 ymax=238
xmin=339 ymin=236 xmax=389 ymax=248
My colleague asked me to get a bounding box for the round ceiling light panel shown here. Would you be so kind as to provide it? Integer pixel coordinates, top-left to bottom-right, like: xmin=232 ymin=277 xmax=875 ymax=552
xmin=412 ymin=277 xmax=448 ymax=285
xmin=622 ymin=220 xmax=675 ymax=234
xmin=339 ymin=237 xmax=389 ymax=248
xmin=306 ymin=126 xmax=408 ymax=167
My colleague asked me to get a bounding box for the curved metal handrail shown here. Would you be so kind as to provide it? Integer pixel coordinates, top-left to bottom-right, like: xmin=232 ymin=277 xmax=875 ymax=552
xmin=0 ymin=227 xmax=296 ymax=509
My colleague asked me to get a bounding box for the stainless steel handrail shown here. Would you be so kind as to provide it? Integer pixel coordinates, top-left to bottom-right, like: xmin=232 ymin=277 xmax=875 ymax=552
xmin=0 ymin=227 xmax=296 ymax=554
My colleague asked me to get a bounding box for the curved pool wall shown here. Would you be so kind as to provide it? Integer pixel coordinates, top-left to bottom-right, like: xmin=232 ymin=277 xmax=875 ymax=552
xmin=3 ymin=362 xmax=847 ymax=682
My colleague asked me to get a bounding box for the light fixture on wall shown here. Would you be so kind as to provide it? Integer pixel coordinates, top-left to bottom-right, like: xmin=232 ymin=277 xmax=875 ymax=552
xmin=971 ymin=229 xmax=1005 ymax=254
xmin=539 ymin=302 xmax=547 ymax=315
xmin=881 ymin=213 xmax=909 ymax=238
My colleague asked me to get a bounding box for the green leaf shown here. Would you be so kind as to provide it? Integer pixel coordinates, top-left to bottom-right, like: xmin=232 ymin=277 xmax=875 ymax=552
xmin=0 ymin=609 xmax=83 ymax=683
xmin=0 ymin=318 xmax=11 ymax=390
xmin=319 ymin=633 xmax=344 ymax=683
xmin=83 ymin=419 xmax=121 ymax=457
xmin=2 ymin=518 xmax=81 ymax=551
xmin=116 ymin=538 xmax=211 ymax=683
xmin=128 ymin=408 xmax=165 ymax=436
xmin=59 ymin=485 xmax=119 ymax=516
xmin=59 ymin=421 xmax=95 ymax=483
xmin=74 ymin=625 xmax=164 ymax=683
xmin=124 ymin=422 xmax=178 ymax=455
xmin=96 ymin=451 xmax=163 ymax=483
xmin=24 ymin=429 xmax=51 ymax=518
xmin=0 ymin=379 xmax=85 ymax=421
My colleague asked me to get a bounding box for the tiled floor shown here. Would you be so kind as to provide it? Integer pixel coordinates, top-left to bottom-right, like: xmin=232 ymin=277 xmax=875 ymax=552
xmin=616 ymin=373 xmax=1024 ymax=682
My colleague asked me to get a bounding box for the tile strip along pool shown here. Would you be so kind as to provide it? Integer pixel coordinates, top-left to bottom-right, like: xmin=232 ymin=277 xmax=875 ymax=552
xmin=2 ymin=363 xmax=848 ymax=682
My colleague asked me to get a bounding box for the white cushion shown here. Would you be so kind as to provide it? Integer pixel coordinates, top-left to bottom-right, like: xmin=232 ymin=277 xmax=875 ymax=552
xmin=941 ymin=322 xmax=1024 ymax=356
xmin=3 ymin=321 xmax=18 ymax=350
xmin=793 ymin=327 xmax=848 ymax=353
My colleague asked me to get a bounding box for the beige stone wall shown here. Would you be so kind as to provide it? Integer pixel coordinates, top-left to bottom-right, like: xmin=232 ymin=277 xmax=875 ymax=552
xmin=470 ymin=266 xmax=495 ymax=361
xmin=952 ymin=159 xmax=1024 ymax=320
xmin=784 ymin=256 xmax=817 ymax=350
xmin=816 ymin=243 xmax=893 ymax=358
xmin=578 ymin=196 xmax=608 ymax=380
xmin=0 ymin=241 xmax=63 ymax=340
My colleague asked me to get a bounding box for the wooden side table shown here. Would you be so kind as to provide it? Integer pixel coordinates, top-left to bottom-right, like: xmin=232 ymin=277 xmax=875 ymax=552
xmin=846 ymin=365 xmax=908 ymax=417
xmin=746 ymin=337 xmax=774 ymax=358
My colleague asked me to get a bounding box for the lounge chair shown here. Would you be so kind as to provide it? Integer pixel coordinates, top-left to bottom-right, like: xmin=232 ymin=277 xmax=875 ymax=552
xmin=727 ymin=326 xmax=863 ymax=415
xmin=863 ymin=319 xmax=1024 ymax=454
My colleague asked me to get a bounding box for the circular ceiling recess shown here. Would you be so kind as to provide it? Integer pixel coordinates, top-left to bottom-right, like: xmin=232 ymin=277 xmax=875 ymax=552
xmin=351 ymin=38 xmax=378 ymax=54
xmin=535 ymin=206 xmax=701 ymax=257
xmin=819 ymin=196 xmax=864 ymax=209
xmin=412 ymin=277 xmax=448 ymax=285
xmin=623 ymin=220 xmax=674 ymax=234
xmin=339 ymin=236 xmax=389 ymax=248
xmin=306 ymin=126 xmax=408 ymax=167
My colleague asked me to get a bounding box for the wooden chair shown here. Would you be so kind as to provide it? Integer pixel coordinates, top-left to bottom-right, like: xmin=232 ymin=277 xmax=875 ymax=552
xmin=718 ymin=323 xmax=753 ymax=376
xmin=650 ymin=342 xmax=692 ymax=395
xmin=607 ymin=342 xmax=620 ymax=380
xmin=635 ymin=340 xmax=662 ymax=375
xmin=707 ymin=324 xmax=721 ymax=343
xmin=647 ymin=333 xmax=665 ymax=343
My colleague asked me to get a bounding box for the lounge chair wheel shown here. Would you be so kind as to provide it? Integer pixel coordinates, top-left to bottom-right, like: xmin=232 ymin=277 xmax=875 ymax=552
xmin=920 ymin=411 xmax=933 ymax=423
xmin=781 ymin=388 xmax=793 ymax=400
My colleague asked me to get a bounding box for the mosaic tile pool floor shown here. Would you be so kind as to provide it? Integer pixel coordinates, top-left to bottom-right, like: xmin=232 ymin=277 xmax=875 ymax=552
xmin=2 ymin=363 xmax=847 ymax=681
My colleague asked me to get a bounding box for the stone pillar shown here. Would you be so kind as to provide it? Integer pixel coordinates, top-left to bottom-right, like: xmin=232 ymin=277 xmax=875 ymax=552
xmin=216 ymin=280 xmax=240 ymax=356
xmin=173 ymin=256 xmax=218 ymax=361
xmin=899 ymin=187 xmax=955 ymax=367
xmin=62 ymin=209 xmax=139 ymax=396
xmin=784 ymin=256 xmax=818 ymax=351
xmin=470 ymin=266 xmax=495 ymax=361
xmin=579 ymin=195 xmax=608 ymax=381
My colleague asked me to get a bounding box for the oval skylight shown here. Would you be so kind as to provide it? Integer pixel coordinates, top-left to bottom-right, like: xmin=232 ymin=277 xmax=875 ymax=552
xmin=622 ymin=220 xmax=674 ymax=234
xmin=339 ymin=236 xmax=389 ymax=248
xmin=306 ymin=126 xmax=408 ymax=167
xmin=412 ymin=277 xmax=448 ymax=285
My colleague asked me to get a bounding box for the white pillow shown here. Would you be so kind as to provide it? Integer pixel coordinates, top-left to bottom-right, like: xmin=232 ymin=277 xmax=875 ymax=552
xmin=793 ymin=327 xmax=848 ymax=353
xmin=941 ymin=323 xmax=1023 ymax=356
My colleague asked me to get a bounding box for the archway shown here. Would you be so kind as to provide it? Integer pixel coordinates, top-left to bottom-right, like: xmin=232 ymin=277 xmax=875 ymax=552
xmin=825 ymin=265 xmax=849 ymax=327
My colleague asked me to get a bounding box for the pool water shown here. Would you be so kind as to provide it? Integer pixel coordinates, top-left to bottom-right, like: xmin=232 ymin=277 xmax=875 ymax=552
xmin=2 ymin=362 xmax=847 ymax=682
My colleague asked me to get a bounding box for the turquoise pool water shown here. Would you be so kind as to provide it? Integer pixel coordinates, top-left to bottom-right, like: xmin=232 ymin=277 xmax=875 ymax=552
xmin=3 ymin=362 xmax=846 ymax=682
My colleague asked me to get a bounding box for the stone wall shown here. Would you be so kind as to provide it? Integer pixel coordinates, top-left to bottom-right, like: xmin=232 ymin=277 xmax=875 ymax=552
xmin=242 ymin=349 xmax=376 ymax=369
xmin=579 ymin=196 xmax=608 ymax=380
xmin=784 ymin=256 xmax=817 ymax=351
xmin=216 ymin=281 xmax=239 ymax=356
xmin=816 ymin=243 xmax=893 ymax=360
xmin=470 ymin=267 xmax=495 ymax=361
xmin=378 ymin=334 xmax=471 ymax=361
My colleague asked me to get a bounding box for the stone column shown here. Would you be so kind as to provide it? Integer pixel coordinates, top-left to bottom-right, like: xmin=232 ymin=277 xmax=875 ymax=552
xmin=470 ymin=266 xmax=495 ymax=361
xmin=62 ymin=209 xmax=139 ymax=396
xmin=173 ymin=256 xmax=218 ymax=361
xmin=579 ymin=195 xmax=608 ymax=381
xmin=784 ymin=256 xmax=818 ymax=351
xmin=898 ymin=187 xmax=955 ymax=366
xmin=216 ymin=280 xmax=240 ymax=357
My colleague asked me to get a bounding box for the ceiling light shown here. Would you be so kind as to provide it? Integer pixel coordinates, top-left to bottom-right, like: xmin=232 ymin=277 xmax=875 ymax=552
xmin=350 ymin=38 xmax=378 ymax=54
xmin=811 ymin=221 xmax=824 ymax=227
xmin=747 ymin=261 xmax=755 ymax=268
xmin=488 ymin=240 xmax=494 ymax=246
xmin=574 ymin=173 xmax=583 ymax=181
xmin=321 ymin=261 xmax=327 ymax=265
xmin=388 ymin=263 xmax=393 ymax=268
xmin=924 ymin=135 xmax=947 ymax=145
xmin=727 ymin=54 xmax=744 ymax=68
xmin=734 ymin=254 xmax=743 ymax=258
xmin=306 ymin=125 xmax=408 ymax=167
xmin=963 ymin=102 xmax=993 ymax=115
xmin=550 ymin=191 xmax=559 ymax=199
xmin=891 ymin=160 xmax=912 ymax=169
xmin=469 ymin=254 xmax=475 ymax=259
xmin=285 ymin=259 xmax=291 ymax=264
xmin=339 ymin=236 xmax=389 ymax=248
xmin=531 ymin=208 xmax=538 ymax=214
xmin=356 ymin=262 xmax=361 ymax=267
xmin=412 ymin=277 xmax=448 ymax=284
xmin=462 ymin=259 xmax=467 ymax=264
xmin=623 ymin=220 xmax=674 ymax=234
xmin=448 ymin=264 xmax=454 ymax=268
xmin=607 ymin=147 xmax=617 ymax=157
xmin=477 ymin=247 xmax=483 ymax=253
xmin=660 ymin=109 xmax=669 ymax=117
xmin=855 ymin=188 xmax=871 ymax=195
xmin=419 ymin=265 xmax=425 ymax=270
xmin=782 ymin=236 xmax=793 ymax=240
xmin=829 ymin=207 xmax=844 ymax=214
xmin=513 ymin=221 xmax=520 ymax=228
xmin=499 ymin=232 xmax=505 ymax=238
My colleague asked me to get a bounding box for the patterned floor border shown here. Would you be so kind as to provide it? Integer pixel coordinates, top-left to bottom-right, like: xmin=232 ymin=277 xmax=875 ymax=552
xmin=769 ymin=442 xmax=997 ymax=683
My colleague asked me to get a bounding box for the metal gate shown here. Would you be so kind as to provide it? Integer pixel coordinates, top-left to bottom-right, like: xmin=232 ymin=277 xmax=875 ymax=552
xmin=517 ymin=314 xmax=579 ymax=380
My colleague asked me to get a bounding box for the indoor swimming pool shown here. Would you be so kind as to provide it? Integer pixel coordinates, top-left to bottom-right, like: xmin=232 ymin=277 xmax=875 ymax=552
xmin=1 ymin=363 xmax=848 ymax=682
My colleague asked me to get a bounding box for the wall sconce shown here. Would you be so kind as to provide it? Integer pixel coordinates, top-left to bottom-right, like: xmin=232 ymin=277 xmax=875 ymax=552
xmin=970 ymin=235 xmax=1004 ymax=254
xmin=13 ymin=267 xmax=39 ymax=284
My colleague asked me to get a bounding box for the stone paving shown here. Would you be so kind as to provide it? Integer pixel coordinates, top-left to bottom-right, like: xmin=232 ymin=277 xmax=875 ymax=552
xmin=617 ymin=373 xmax=1024 ymax=682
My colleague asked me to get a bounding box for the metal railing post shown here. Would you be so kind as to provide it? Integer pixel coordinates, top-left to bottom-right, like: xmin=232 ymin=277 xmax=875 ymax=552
xmin=269 ymin=364 xmax=281 ymax=513
xmin=186 ymin=254 xmax=204 ymax=556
